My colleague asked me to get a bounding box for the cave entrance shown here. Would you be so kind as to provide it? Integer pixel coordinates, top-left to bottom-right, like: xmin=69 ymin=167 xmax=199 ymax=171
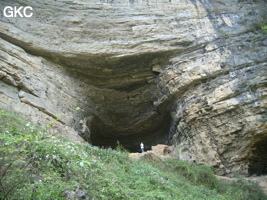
xmin=248 ymin=138 xmax=267 ymax=176
xmin=89 ymin=111 xmax=173 ymax=153
xmin=69 ymin=51 xmax=174 ymax=153
xmin=85 ymin=95 xmax=174 ymax=153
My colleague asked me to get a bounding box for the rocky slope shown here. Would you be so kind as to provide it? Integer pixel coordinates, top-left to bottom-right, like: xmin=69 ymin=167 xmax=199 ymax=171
xmin=0 ymin=0 xmax=266 ymax=176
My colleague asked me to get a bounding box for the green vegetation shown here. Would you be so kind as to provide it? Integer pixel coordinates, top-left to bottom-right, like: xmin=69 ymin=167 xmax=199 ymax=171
xmin=0 ymin=110 xmax=266 ymax=200
xmin=261 ymin=25 xmax=267 ymax=33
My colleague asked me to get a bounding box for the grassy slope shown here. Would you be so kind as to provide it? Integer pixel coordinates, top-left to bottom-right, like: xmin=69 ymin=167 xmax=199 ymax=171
xmin=0 ymin=110 xmax=266 ymax=200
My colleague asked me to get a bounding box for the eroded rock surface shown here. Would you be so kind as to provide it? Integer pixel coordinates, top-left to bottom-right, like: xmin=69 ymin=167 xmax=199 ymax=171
xmin=0 ymin=0 xmax=266 ymax=175
xmin=129 ymin=144 xmax=173 ymax=159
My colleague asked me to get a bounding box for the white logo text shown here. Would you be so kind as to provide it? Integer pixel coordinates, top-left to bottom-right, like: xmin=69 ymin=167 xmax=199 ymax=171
xmin=3 ymin=6 xmax=33 ymax=18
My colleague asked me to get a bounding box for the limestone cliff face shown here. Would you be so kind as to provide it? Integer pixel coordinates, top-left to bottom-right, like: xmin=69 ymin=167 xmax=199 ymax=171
xmin=0 ymin=0 xmax=266 ymax=175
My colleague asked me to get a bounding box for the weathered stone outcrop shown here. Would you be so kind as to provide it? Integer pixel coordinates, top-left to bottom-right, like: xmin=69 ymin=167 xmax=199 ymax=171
xmin=0 ymin=0 xmax=266 ymax=176
xmin=129 ymin=144 xmax=173 ymax=159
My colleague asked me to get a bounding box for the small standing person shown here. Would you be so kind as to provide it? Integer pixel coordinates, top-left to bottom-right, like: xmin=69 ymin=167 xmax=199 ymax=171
xmin=140 ymin=142 xmax=144 ymax=153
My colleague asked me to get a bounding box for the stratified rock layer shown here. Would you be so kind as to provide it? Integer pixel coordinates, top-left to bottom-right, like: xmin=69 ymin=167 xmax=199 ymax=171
xmin=0 ymin=0 xmax=266 ymax=175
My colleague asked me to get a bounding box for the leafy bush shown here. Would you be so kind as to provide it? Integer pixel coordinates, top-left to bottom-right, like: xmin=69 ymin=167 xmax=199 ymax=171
xmin=0 ymin=111 xmax=38 ymax=199
xmin=261 ymin=25 xmax=267 ymax=33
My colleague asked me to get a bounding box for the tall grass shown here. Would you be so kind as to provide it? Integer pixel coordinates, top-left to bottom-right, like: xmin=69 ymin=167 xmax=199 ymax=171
xmin=0 ymin=110 xmax=266 ymax=200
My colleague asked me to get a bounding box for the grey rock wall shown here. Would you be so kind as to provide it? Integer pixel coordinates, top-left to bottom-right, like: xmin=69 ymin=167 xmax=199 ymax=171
xmin=0 ymin=0 xmax=266 ymax=175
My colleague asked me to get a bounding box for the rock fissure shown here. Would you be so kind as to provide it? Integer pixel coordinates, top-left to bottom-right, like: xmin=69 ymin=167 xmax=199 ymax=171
xmin=18 ymin=90 xmax=66 ymax=125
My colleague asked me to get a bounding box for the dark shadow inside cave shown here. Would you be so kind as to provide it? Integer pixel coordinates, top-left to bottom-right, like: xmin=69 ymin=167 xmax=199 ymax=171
xmin=248 ymin=138 xmax=267 ymax=176
xmin=84 ymin=96 xmax=174 ymax=152
xmin=88 ymin=111 xmax=172 ymax=152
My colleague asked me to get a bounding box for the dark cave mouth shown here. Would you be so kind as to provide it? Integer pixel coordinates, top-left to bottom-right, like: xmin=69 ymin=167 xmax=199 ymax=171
xmin=248 ymin=138 xmax=267 ymax=176
xmin=86 ymin=112 xmax=173 ymax=152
